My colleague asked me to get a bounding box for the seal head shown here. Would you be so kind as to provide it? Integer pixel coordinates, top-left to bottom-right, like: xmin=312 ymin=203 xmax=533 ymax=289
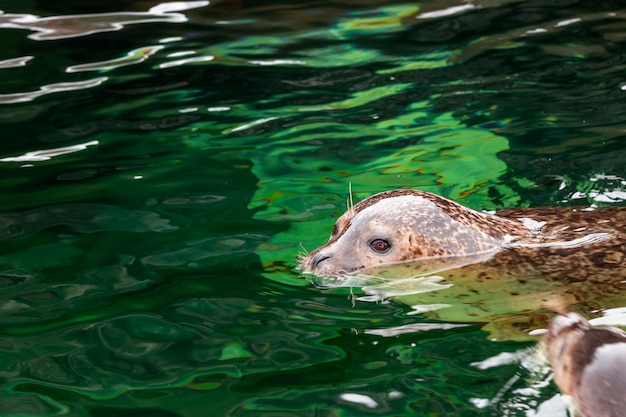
xmin=544 ymin=312 xmax=626 ymax=417
xmin=299 ymin=189 xmax=523 ymax=279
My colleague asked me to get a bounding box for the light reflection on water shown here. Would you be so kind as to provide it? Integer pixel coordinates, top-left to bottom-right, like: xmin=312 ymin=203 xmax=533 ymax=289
xmin=0 ymin=2 xmax=209 ymax=40
xmin=0 ymin=78 xmax=108 ymax=104
xmin=0 ymin=140 xmax=99 ymax=162
xmin=67 ymin=45 xmax=164 ymax=73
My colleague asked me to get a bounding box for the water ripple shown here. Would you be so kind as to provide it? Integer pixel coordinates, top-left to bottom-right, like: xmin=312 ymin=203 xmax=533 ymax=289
xmin=0 ymin=56 xmax=33 ymax=69
xmin=0 ymin=140 xmax=98 ymax=163
xmin=67 ymin=46 xmax=164 ymax=73
xmin=0 ymin=78 xmax=107 ymax=104
xmin=0 ymin=2 xmax=209 ymax=41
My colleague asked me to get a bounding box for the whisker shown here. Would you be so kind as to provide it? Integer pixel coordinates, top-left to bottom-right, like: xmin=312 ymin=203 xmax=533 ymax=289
xmin=296 ymin=252 xmax=309 ymax=264
xmin=298 ymin=241 xmax=309 ymax=256
xmin=347 ymin=182 xmax=354 ymax=213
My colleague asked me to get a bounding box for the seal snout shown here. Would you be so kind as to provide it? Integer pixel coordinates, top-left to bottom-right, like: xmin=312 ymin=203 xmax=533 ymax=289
xmin=309 ymin=252 xmax=331 ymax=269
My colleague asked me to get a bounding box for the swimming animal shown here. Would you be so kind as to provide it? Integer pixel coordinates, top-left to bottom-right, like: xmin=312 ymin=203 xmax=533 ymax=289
xmin=298 ymin=189 xmax=626 ymax=339
xmin=544 ymin=312 xmax=626 ymax=417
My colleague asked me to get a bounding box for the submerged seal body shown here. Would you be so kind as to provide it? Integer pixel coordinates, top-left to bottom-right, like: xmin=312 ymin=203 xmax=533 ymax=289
xmin=544 ymin=313 xmax=626 ymax=417
xmin=299 ymin=189 xmax=626 ymax=337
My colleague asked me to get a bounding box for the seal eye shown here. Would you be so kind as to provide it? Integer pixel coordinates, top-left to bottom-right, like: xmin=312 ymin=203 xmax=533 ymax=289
xmin=370 ymin=239 xmax=391 ymax=254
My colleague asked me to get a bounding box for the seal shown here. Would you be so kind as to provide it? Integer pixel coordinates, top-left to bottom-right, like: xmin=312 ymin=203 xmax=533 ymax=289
xmin=544 ymin=312 xmax=626 ymax=417
xmin=298 ymin=189 xmax=626 ymax=338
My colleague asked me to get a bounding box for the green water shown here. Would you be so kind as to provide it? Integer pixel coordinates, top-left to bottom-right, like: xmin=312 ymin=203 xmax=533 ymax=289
xmin=1 ymin=0 xmax=625 ymax=415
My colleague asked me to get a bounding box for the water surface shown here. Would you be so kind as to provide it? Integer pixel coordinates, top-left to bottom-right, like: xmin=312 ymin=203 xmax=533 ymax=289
xmin=1 ymin=0 xmax=626 ymax=416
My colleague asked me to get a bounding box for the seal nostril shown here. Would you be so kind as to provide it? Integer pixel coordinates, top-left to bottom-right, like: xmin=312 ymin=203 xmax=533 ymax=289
xmin=310 ymin=252 xmax=331 ymax=269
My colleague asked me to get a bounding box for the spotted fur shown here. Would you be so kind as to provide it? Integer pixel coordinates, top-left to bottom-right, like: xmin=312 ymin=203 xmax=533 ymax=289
xmin=298 ymin=189 xmax=626 ymax=339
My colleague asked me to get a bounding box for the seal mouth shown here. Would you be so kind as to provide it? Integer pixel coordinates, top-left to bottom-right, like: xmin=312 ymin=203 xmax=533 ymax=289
xmin=309 ymin=274 xmax=370 ymax=289
xmin=299 ymin=262 xmax=361 ymax=286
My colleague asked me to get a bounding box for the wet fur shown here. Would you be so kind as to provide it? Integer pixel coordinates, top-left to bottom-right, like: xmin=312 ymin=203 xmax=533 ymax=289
xmin=544 ymin=313 xmax=626 ymax=417
xmin=299 ymin=190 xmax=626 ymax=338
